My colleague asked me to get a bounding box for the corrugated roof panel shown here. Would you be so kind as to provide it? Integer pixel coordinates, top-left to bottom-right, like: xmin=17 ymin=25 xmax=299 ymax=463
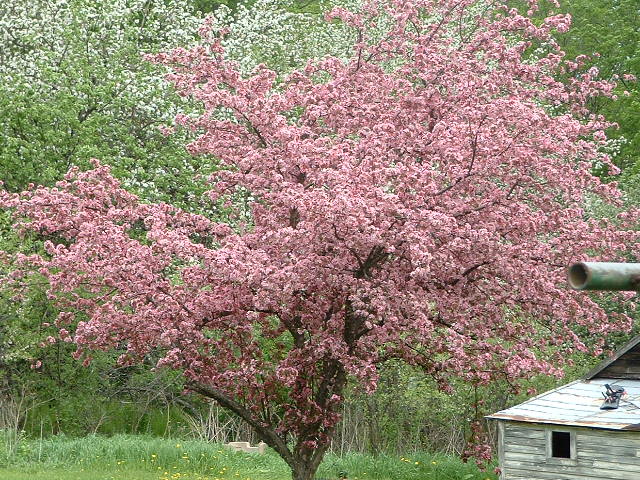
xmin=487 ymin=378 xmax=640 ymax=430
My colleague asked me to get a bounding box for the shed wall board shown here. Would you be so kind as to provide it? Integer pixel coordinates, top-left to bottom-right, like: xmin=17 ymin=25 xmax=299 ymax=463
xmin=587 ymin=339 xmax=640 ymax=380
xmin=596 ymin=344 xmax=640 ymax=379
xmin=500 ymin=421 xmax=640 ymax=480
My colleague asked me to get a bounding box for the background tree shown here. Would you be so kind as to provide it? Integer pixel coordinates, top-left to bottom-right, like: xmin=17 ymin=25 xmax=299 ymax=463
xmin=0 ymin=0 xmax=211 ymax=209
xmin=527 ymin=0 xmax=639 ymax=190
xmin=207 ymin=0 xmax=359 ymax=74
xmin=3 ymin=0 xmax=640 ymax=479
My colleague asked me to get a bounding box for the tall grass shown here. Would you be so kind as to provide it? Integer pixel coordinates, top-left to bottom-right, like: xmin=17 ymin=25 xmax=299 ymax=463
xmin=21 ymin=401 xmax=192 ymax=438
xmin=0 ymin=392 xmax=31 ymax=463
xmin=2 ymin=434 xmax=497 ymax=480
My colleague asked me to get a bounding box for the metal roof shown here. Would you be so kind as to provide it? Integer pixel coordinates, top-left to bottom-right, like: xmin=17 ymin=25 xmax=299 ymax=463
xmin=487 ymin=378 xmax=640 ymax=431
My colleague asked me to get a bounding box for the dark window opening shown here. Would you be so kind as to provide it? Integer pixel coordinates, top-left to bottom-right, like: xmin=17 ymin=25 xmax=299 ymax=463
xmin=551 ymin=431 xmax=571 ymax=458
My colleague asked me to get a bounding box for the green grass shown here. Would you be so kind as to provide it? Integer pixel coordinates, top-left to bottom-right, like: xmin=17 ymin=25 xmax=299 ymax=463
xmin=0 ymin=469 xmax=167 ymax=480
xmin=0 ymin=433 xmax=497 ymax=480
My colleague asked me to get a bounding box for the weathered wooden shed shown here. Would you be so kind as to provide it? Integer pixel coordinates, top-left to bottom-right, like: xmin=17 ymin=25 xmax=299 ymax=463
xmin=488 ymin=336 xmax=640 ymax=479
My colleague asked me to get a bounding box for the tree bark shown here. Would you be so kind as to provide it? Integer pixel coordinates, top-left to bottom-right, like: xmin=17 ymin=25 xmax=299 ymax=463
xmin=192 ymin=382 xmax=332 ymax=480
xmin=290 ymin=443 xmax=330 ymax=480
xmin=291 ymin=464 xmax=316 ymax=480
xmin=292 ymin=463 xmax=315 ymax=480
xmin=190 ymin=340 xmax=350 ymax=480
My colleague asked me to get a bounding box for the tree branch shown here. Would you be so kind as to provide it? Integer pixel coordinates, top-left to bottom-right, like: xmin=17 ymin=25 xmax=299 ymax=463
xmin=188 ymin=381 xmax=295 ymax=468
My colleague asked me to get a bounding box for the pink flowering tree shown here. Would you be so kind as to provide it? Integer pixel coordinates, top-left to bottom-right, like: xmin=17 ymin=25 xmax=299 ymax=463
xmin=2 ymin=1 xmax=639 ymax=478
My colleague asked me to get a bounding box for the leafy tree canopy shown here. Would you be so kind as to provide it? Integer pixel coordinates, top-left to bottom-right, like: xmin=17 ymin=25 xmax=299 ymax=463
xmin=530 ymin=0 xmax=640 ymax=182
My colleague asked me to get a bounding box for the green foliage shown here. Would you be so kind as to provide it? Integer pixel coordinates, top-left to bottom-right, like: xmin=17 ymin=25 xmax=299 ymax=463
xmin=21 ymin=394 xmax=191 ymax=439
xmin=18 ymin=355 xmax=193 ymax=438
xmin=0 ymin=0 xmax=216 ymax=443
xmin=194 ymin=0 xmax=246 ymax=14
xmin=194 ymin=0 xmax=328 ymax=16
xmin=337 ymin=363 xmax=473 ymax=455
xmin=0 ymin=213 xmax=55 ymax=397
xmin=530 ymin=0 xmax=640 ymax=181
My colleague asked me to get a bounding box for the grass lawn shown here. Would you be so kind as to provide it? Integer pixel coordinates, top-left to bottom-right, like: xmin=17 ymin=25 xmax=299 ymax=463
xmin=0 ymin=468 xmax=169 ymax=480
xmin=0 ymin=469 xmax=264 ymax=480
xmin=0 ymin=468 xmax=271 ymax=480
xmin=0 ymin=434 xmax=497 ymax=480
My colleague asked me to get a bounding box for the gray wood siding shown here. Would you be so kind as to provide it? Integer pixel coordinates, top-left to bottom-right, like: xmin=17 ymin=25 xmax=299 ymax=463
xmin=500 ymin=421 xmax=640 ymax=480
xmin=596 ymin=347 xmax=640 ymax=379
xmin=590 ymin=341 xmax=640 ymax=380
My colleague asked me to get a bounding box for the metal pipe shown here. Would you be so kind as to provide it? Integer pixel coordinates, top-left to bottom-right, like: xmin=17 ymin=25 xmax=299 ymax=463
xmin=567 ymin=262 xmax=640 ymax=291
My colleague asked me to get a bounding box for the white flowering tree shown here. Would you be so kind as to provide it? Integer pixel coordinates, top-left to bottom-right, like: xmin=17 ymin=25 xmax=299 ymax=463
xmin=208 ymin=0 xmax=360 ymax=74
xmin=0 ymin=0 xmax=210 ymax=208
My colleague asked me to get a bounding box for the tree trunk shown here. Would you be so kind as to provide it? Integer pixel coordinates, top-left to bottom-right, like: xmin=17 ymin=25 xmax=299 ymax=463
xmin=191 ymin=366 xmax=343 ymax=480
xmin=291 ymin=463 xmax=316 ymax=480
xmin=288 ymin=441 xmax=331 ymax=480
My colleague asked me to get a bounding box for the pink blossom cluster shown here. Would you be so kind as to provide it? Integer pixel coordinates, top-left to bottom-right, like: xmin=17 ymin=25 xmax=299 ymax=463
xmin=2 ymin=0 xmax=639 ymax=470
